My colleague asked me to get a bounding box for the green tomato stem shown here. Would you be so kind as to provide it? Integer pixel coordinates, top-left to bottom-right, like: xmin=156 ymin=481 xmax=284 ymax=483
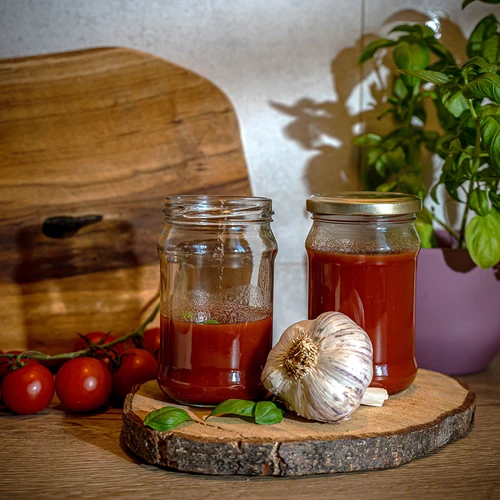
xmin=0 ymin=302 xmax=160 ymax=362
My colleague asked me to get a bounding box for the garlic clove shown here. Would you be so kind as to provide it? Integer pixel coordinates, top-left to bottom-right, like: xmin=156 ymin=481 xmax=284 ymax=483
xmin=360 ymin=387 xmax=389 ymax=407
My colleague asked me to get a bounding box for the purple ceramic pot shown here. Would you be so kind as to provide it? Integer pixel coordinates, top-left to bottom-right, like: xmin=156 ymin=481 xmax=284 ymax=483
xmin=415 ymin=247 xmax=500 ymax=375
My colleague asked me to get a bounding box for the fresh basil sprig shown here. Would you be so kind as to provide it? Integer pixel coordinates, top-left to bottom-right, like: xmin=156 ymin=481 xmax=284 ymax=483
xmin=209 ymin=399 xmax=284 ymax=425
xmin=144 ymin=406 xmax=192 ymax=431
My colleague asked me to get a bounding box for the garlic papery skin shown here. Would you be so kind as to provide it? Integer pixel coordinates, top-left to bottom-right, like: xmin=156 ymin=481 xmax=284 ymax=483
xmin=261 ymin=312 xmax=373 ymax=423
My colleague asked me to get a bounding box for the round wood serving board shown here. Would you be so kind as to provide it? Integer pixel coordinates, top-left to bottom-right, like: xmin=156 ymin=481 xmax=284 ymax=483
xmin=122 ymin=369 xmax=476 ymax=476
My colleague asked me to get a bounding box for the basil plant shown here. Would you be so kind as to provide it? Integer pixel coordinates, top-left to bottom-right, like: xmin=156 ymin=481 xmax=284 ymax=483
xmin=353 ymin=1 xmax=500 ymax=269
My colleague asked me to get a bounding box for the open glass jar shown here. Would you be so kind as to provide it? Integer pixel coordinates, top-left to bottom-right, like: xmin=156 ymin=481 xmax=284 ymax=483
xmin=306 ymin=192 xmax=421 ymax=394
xmin=157 ymin=195 xmax=278 ymax=406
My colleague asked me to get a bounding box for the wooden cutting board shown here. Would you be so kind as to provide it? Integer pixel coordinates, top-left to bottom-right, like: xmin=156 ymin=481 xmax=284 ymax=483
xmin=123 ymin=369 xmax=476 ymax=476
xmin=0 ymin=47 xmax=251 ymax=353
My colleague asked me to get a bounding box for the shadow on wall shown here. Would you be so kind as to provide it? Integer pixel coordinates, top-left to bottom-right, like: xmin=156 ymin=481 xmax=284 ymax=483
xmin=271 ymin=10 xmax=467 ymax=197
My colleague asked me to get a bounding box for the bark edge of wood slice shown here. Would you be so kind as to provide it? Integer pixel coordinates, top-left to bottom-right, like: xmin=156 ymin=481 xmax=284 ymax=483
xmin=122 ymin=369 xmax=476 ymax=476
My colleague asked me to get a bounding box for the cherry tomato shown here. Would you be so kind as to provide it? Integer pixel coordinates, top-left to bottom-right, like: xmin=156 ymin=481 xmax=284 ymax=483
xmin=55 ymin=357 xmax=112 ymax=412
xmin=112 ymin=348 xmax=158 ymax=398
xmin=2 ymin=363 xmax=54 ymax=414
xmin=143 ymin=328 xmax=161 ymax=360
xmin=0 ymin=351 xmax=39 ymax=380
xmin=73 ymin=332 xmax=123 ymax=367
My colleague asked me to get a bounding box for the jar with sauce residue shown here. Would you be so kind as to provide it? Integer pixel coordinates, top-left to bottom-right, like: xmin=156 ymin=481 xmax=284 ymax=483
xmin=306 ymin=192 xmax=422 ymax=394
xmin=157 ymin=195 xmax=278 ymax=406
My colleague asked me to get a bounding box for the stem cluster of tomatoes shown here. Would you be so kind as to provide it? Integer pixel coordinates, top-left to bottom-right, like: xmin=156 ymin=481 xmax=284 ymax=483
xmin=0 ymin=306 xmax=161 ymax=415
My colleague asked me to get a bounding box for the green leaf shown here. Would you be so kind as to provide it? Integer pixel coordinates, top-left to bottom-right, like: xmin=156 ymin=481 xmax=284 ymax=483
xmin=352 ymin=133 xmax=382 ymax=146
xmin=210 ymin=399 xmax=256 ymax=418
xmin=415 ymin=209 xmax=438 ymax=248
xmin=393 ymin=77 xmax=409 ymax=100
xmin=254 ymin=402 xmax=283 ymax=425
xmin=490 ymin=192 xmax=500 ymax=210
xmin=479 ymin=104 xmax=500 ymax=118
xmin=462 ymin=0 xmax=476 ymax=7
xmin=397 ymin=173 xmax=426 ymax=199
xmin=469 ymin=187 xmax=491 ymax=216
xmin=376 ymin=180 xmax=398 ymax=192
xmin=481 ymin=34 xmax=500 ymax=63
xmin=385 ymin=147 xmax=406 ymax=173
xmin=450 ymin=138 xmax=462 ymax=153
xmin=439 ymin=86 xmax=470 ymax=118
xmin=393 ymin=41 xmax=430 ymax=87
xmin=399 ymin=69 xmax=450 ymax=85
xmin=467 ymin=14 xmax=499 ymax=58
xmin=462 ymin=56 xmax=493 ymax=73
xmin=359 ymin=38 xmax=397 ymax=64
xmin=465 ymin=209 xmax=500 ymax=268
xmin=144 ymin=407 xmax=192 ymax=431
xmin=430 ymin=182 xmax=441 ymax=204
xmin=480 ymin=115 xmax=500 ymax=172
xmin=390 ymin=24 xmax=435 ymax=38
xmin=201 ymin=319 xmax=220 ymax=325
xmin=464 ymin=73 xmax=500 ymax=104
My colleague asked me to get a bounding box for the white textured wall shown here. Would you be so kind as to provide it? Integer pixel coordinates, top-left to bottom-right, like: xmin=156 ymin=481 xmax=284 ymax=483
xmin=0 ymin=0 xmax=493 ymax=338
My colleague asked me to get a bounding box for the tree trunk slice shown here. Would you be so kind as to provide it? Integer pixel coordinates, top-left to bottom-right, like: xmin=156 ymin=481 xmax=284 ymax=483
xmin=122 ymin=369 xmax=476 ymax=476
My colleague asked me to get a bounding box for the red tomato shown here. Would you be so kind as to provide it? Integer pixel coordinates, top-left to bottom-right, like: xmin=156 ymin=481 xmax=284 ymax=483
xmin=143 ymin=328 xmax=161 ymax=360
xmin=55 ymin=357 xmax=112 ymax=412
xmin=2 ymin=363 xmax=54 ymax=414
xmin=112 ymin=348 xmax=158 ymax=398
xmin=73 ymin=332 xmax=122 ymax=352
xmin=0 ymin=351 xmax=39 ymax=379
xmin=73 ymin=332 xmax=123 ymax=367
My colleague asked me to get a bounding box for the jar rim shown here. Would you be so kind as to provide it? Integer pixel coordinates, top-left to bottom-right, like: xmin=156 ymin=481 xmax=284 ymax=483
xmin=306 ymin=192 xmax=422 ymax=216
xmin=163 ymin=195 xmax=274 ymax=223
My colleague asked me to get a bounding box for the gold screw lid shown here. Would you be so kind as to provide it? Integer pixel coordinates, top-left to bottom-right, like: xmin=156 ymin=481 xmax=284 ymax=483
xmin=306 ymin=192 xmax=422 ymax=216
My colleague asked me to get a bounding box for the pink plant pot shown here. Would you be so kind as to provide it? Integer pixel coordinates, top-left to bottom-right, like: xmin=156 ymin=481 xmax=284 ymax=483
xmin=415 ymin=247 xmax=500 ymax=375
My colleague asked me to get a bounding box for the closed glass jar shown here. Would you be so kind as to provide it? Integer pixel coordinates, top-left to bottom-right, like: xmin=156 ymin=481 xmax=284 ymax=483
xmin=306 ymin=192 xmax=421 ymax=394
xmin=157 ymin=195 xmax=278 ymax=406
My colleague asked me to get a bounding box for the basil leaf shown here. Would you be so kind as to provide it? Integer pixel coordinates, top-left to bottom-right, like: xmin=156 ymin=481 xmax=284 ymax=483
xmin=465 ymin=210 xmax=500 ymax=268
xmin=201 ymin=319 xmax=219 ymax=325
xmin=415 ymin=209 xmax=437 ymax=248
xmin=480 ymin=115 xmax=500 ymax=172
xmin=358 ymin=39 xmax=397 ymax=65
xmin=399 ymin=69 xmax=450 ymax=85
xmin=254 ymin=402 xmax=283 ymax=425
xmin=144 ymin=406 xmax=191 ymax=431
xmin=463 ymin=73 xmax=500 ymax=105
xmin=393 ymin=41 xmax=430 ymax=87
xmin=469 ymin=187 xmax=491 ymax=216
xmin=439 ymin=86 xmax=470 ymax=118
xmin=393 ymin=77 xmax=409 ymax=100
xmin=210 ymin=399 xmax=256 ymax=417
xmin=466 ymin=14 xmax=499 ymax=58
xmin=481 ymin=34 xmax=500 ymax=63
xmin=352 ymin=133 xmax=382 ymax=146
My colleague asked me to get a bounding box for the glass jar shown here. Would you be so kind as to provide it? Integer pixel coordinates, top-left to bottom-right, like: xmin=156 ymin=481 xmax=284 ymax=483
xmin=157 ymin=195 xmax=278 ymax=406
xmin=305 ymin=192 xmax=421 ymax=394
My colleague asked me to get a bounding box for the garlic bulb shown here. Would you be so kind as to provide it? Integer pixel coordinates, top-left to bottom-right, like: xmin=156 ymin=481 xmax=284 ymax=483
xmin=261 ymin=311 xmax=374 ymax=423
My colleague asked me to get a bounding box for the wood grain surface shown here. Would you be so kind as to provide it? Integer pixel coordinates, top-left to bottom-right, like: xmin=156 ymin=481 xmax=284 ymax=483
xmin=0 ymin=355 xmax=499 ymax=499
xmin=122 ymin=370 xmax=475 ymax=476
xmin=0 ymin=47 xmax=251 ymax=353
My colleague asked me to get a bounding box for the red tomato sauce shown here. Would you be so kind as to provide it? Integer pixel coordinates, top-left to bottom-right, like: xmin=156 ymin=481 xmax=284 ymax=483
xmin=158 ymin=316 xmax=272 ymax=405
xmin=307 ymin=250 xmax=418 ymax=394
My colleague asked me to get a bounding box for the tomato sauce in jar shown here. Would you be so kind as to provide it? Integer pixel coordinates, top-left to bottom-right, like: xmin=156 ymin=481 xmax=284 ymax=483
xmin=157 ymin=195 xmax=277 ymax=406
xmin=306 ymin=193 xmax=421 ymax=394
xmin=158 ymin=315 xmax=272 ymax=405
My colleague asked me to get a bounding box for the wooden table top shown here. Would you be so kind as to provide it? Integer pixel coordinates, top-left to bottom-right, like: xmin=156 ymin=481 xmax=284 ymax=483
xmin=1 ymin=354 xmax=499 ymax=500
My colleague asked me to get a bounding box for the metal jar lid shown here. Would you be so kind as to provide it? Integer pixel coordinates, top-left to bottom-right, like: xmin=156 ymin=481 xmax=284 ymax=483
xmin=306 ymin=192 xmax=422 ymax=216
